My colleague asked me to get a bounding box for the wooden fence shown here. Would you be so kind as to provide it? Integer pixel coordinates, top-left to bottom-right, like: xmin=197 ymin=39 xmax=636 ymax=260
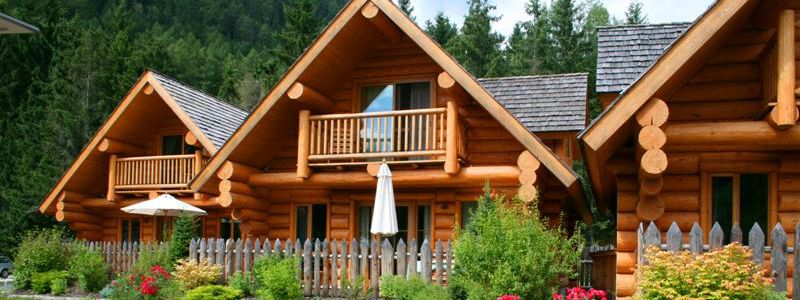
xmin=188 ymin=237 xmax=453 ymax=297
xmin=80 ymin=240 xmax=169 ymax=274
xmin=638 ymin=221 xmax=799 ymax=298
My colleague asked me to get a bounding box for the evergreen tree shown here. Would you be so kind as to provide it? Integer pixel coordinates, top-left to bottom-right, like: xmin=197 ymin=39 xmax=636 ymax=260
xmin=448 ymin=0 xmax=505 ymax=78
xmin=504 ymin=24 xmax=532 ymax=76
xmin=424 ymin=12 xmax=458 ymax=47
xmin=625 ymin=1 xmax=647 ymax=25
xmin=168 ymin=215 xmax=198 ymax=264
xmin=397 ymin=0 xmax=414 ymax=21
xmin=261 ymin=0 xmax=325 ymax=87
xmin=584 ymin=1 xmax=610 ymax=119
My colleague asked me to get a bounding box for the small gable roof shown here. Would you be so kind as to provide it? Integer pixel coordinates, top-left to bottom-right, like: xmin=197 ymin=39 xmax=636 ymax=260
xmin=480 ymin=73 xmax=588 ymax=133
xmin=596 ymin=23 xmax=690 ymax=93
xmin=0 ymin=11 xmax=39 ymax=34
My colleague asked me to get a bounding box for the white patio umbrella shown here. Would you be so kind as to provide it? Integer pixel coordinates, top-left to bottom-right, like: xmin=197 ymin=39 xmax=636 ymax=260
xmin=121 ymin=194 xmax=207 ymax=216
xmin=370 ymin=163 xmax=398 ymax=236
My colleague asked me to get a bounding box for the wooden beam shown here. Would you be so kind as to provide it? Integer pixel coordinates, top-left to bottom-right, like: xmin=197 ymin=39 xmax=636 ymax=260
xmin=361 ymin=1 xmax=402 ymax=41
xmin=444 ymin=101 xmax=460 ymax=174
xmin=56 ymin=201 xmax=85 ymax=212
xmin=217 ymin=161 xmax=262 ymax=182
xmin=143 ymin=83 xmax=154 ymax=95
xmin=437 ymin=72 xmax=468 ymax=105
xmin=635 ymin=98 xmax=669 ymax=128
xmin=218 ymin=192 xmax=265 ymax=208
xmin=58 ymin=191 xmax=94 ymax=203
xmin=248 ymin=166 xmax=520 ymax=188
xmin=665 ymin=121 xmax=800 ymax=151
xmin=97 ymin=138 xmax=144 ymax=155
xmin=297 ymin=110 xmax=312 ymax=178
xmin=55 ymin=210 xmax=101 ymax=224
xmin=107 ymin=154 xmax=117 ymax=201
xmin=752 ymin=0 xmax=790 ymax=29
xmin=768 ymin=9 xmax=799 ymax=129
xmin=287 ymin=82 xmax=334 ymax=112
xmin=184 ymin=131 xmax=200 ymax=147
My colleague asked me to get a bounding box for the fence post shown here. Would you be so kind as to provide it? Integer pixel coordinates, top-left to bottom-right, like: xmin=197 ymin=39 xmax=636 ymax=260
xmin=303 ymin=239 xmax=312 ymax=296
xmin=189 ymin=239 xmax=197 ymax=261
xmin=637 ymin=223 xmax=645 ymax=265
xmin=794 ymin=223 xmax=800 ymax=300
xmin=253 ymin=238 xmax=262 ymax=262
xmin=435 ymin=240 xmax=443 ymax=285
xmin=396 ymin=239 xmax=407 ymax=279
xmin=322 ymin=239 xmax=329 ymax=297
xmin=225 ymin=239 xmax=234 ymax=277
xmin=421 ymin=240 xmax=432 ymax=283
xmin=382 ymin=239 xmax=395 ymax=278
xmin=313 ymin=239 xmax=321 ymax=296
xmin=264 ymin=239 xmax=272 ymax=258
xmin=331 ymin=240 xmax=339 ymax=296
xmin=771 ymin=223 xmax=787 ymax=292
xmin=295 ymin=239 xmax=303 ymax=282
xmin=749 ymin=223 xmax=765 ymax=264
xmin=285 ymin=239 xmax=292 ymax=257
xmin=207 ymin=238 xmax=215 ymax=264
xmin=235 ymin=239 xmax=243 ymax=274
xmin=666 ymin=222 xmax=681 ymax=252
xmin=709 ymin=222 xmax=724 ymax=251
xmin=731 ymin=222 xmax=743 ymax=244
xmin=370 ymin=239 xmax=379 ymax=289
xmin=350 ymin=239 xmax=359 ymax=283
xmin=445 ymin=241 xmax=453 ymax=282
xmin=244 ymin=239 xmax=251 ymax=274
xmin=644 ymin=222 xmax=660 ymax=248
xmin=407 ymin=239 xmax=418 ymax=279
xmin=360 ymin=239 xmax=369 ymax=285
xmin=689 ymin=223 xmax=702 ymax=256
xmin=216 ymin=239 xmax=225 ymax=266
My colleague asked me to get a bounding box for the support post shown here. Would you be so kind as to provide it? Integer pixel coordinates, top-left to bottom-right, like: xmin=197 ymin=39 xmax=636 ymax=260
xmin=194 ymin=150 xmax=203 ymax=176
xmin=769 ymin=9 xmax=798 ymax=129
xmin=444 ymin=101 xmax=460 ymax=174
xmin=107 ymin=154 xmax=117 ymax=201
xmin=297 ymin=110 xmax=312 ymax=179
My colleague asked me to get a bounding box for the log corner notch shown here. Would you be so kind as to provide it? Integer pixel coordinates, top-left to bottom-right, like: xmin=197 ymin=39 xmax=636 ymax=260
xmin=517 ymin=151 xmax=540 ymax=202
xmin=216 ymin=161 xmax=267 ymax=209
xmin=360 ymin=1 xmax=402 ymax=42
xmin=97 ymin=138 xmax=144 ymax=156
xmin=635 ymin=98 xmax=669 ymax=221
xmin=767 ymin=9 xmax=799 ymax=130
xmin=287 ymin=82 xmax=334 ymax=113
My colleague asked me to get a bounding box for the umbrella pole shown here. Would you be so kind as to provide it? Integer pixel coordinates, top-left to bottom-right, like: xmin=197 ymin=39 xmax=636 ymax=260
xmin=374 ymin=234 xmax=381 ymax=300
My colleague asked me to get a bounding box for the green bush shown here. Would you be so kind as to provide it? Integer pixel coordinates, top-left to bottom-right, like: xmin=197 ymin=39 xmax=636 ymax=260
xmin=184 ymin=285 xmax=242 ymax=300
xmin=13 ymin=229 xmax=69 ymax=289
xmin=49 ymin=278 xmax=67 ymax=296
xmin=68 ymin=243 xmax=109 ymax=292
xmin=340 ymin=275 xmax=372 ymax=300
xmin=634 ymin=244 xmax=785 ymax=300
xmin=380 ymin=275 xmax=449 ymax=300
xmin=252 ymin=256 xmax=302 ymax=300
xmin=30 ymin=270 xmax=69 ymax=294
xmin=228 ymin=272 xmax=254 ymax=297
xmin=450 ymin=186 xmax=583 ymax=300
xmin=168 ymin=215 xmax=197 ymax=265
xmin=136 ymin=243 xmax=173 ymax=271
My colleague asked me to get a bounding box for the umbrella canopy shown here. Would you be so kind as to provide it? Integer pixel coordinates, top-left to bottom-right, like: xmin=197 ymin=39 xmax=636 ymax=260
xmin=370 ymin=163 xmax=398 ymax=236
xmin=121 ymin=194 xmax=207 ymax=216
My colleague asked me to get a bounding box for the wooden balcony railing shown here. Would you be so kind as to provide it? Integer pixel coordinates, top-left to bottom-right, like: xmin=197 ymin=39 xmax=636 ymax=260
xmin=297 ymin=102 xmax=462 ymax=176
xmin=109 ymin=152 xmax=203 ymax=195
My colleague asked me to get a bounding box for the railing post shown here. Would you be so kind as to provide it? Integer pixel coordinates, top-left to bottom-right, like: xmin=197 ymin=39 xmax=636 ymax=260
xmin=444 ymin=101 xmax=460 ymax=174
xmin=107 ymin=154 xmax=117 ymax=201
xmin=193 ymin=150 xmax=203 ymax=176
xmin=297 ymin=110 xmax=311 ymax=178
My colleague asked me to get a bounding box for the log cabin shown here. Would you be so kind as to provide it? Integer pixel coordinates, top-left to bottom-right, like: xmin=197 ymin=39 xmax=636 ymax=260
xmin=581 ymin=0 xmax=800 ymax=297
xmin=38 ymin=0 xmax=592 ymax=246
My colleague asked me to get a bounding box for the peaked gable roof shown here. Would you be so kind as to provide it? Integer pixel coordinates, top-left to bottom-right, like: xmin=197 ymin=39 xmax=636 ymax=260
xmin=596 ymin=23 xmax=690 ymax=93
xmin=189 ymin=0 xmax=590 ymax=221
xmin=480 ymin=73 xmax=588 ymax=133
xmin=38 ymin=70 xmax=246 ymax=212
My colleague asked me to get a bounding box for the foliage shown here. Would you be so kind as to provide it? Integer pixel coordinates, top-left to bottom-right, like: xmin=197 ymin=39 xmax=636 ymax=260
xmin=624 ymin=1 xmax=647 ymax=25
xmin=13 ymin=229 xmax=69 ymax=289
xmin=552 ymin=287 xmax=607 ymax=299
xmin=252 ymin=255 xmax=302 ymax=300
xmin=168 ymin=215 xmax=197 ymax=265
xmin=184 ymin=285 xmax=243 ymax=300
xmin=172 ymin=259 xmax=221 ymax=291
xmin=447 ymin=0 xmax=505 ymax=78
xmin=340 ymin=275 xmax=372 ymax=300
xmin=398 ymin=0 xmax=415 ymax=21
xmin=136 ymin=243 xmax=173 ymax=271
xmin=634 ymin=244 xmax=782 ymax=300
xmin=497 ymin=295 xmax=521 ymax=300
xmin=31 ymin=270 xmax=70 ymax=294
xmin=425 ymin=12 xmax=458 ymax=47
xmin=450 ymin=186 xmax=583 ymax=300
xmin=573 ymin=161 xmax=614 ymax=246
xmin=228 ymin=272 xmax=255 ymax=297
xmin=380 ymin=275 xmax=450 ymax=300
xmin=108 ymin=265 xmax=182 ymax=300
xmin=49 ymin=278 xmax=68 ymax=296
xmin=68 ymin=243 xmax=110 ymax=292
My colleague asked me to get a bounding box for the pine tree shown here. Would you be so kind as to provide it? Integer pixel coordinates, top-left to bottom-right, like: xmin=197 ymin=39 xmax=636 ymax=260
xmin=448 ymin=0 xmax=505 ymax=78
xmin=397 ymin=0 xmax=415 ymax=21
xmin=504 ymin=24 xmax=532 ymax=76
xmin=625 ymin=1 xmax=647 ymax=25
xmin=424 ymin=12 xmax=458 ymax=47
xmin=262 ymin=0 xmax=325 ymax=87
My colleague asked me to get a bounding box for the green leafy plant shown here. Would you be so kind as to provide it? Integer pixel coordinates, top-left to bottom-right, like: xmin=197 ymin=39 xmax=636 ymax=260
xmin=13 ymin=229 xmax=69 ymax=289
xmin=168 ymin=215 xmax=197 ymax=264
xmin=252 ymin=255 xmax=302 ymax=300
xmin=380 ymin=275 xmax=449 ymax=300
xmin=135 ymin=243 xmax=173 ymax=272
xmin=634 ymin=244 xmax=784 ymax=300
xmin=172 ymin=259 xmax=221 ymax=291
xmin=228 ymin=272 xmax=255 ymax=297
xmin=108 ymin=265 xmax=182 ymax=300
xmin=69 ymin=243 xmax=109 ymax=292
xmin=340 ymin=275 xmax=372 ymax=300
xmin=450 ymin=184 xmax=583 ymax=300
xmin=184 ymin=285 xmax=242 ymax=300
xmin=30 ymin=270 xmax=70 ymax=294
xmin=49 ymin=278 xmax=67 ymax=296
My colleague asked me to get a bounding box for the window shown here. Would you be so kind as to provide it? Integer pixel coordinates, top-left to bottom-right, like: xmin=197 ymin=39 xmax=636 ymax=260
xmin=360 ymin=82 xmax=432 ymax=155
xmin=357 ymin=204 xmax=432 ymax=245
xmin=295 ymin=204 xmax=327 ymax=241
xmin=461 ymin=201 xmax=478 ymax=228
xmin=711 ymin=173 xmax=768 ymax=244
xmin=220 ymin=218 xmax=240 ymax=240
xmin=161 ymin=135 xmax=197 ymax=155
xmin=358 ymin=206 xmax=373 ymax=241
xmin=417 ymin=205 xmax=431 ymax=242
xmin=121 ymin=219 xmax=141 ymax=242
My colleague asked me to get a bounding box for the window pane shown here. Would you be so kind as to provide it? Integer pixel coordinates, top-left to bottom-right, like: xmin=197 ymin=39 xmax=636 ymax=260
xmin=361 ymin=85 xmax=394 ymax=112
xmin=220 ymin=218 xmax=232 ymax=240
xmin=121 ymin=220 xmax=130 ymax=242
xmin=396 ymin=82 xmax=430 ymax=110
xmin=311 ymin=204 xmax=327 ymax=241
xmin=712 ymin=177 xmax=734 ymax=244
xmin=359 ymin=206 xmax=373 ymax=241
xmin=740 ymin=173 xmax=768 ymax=244
xmin=417 ymin=205 xmax=431 ymax=243
xmin=461 ymin=201 xmax=478 ymax=228
xmin=296 ymin=207 xmax=309 ymax=242
xmin=390 ymin=206 xmax=409 ymax=246
xmin=233 ymin=221 xmax=241 ymax=240
xmin=161 ymin=135 xmax=184 ymax=155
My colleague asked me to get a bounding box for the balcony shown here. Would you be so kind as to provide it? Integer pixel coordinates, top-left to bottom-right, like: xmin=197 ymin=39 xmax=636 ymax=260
xmin=296 ymin=103 xmax=463 ymax=176
xmin=109 ymin=153 xmax=204 ymax=195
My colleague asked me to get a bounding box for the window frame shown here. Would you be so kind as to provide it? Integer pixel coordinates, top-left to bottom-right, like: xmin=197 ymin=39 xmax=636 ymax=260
xmin=354 ymin=201 xmax=431 ymax=243
xmin=159 ymin=133 xmax=198 ymax=155
xmin=119 ymin=217 xmax=142 ymax=242
xmin=219 ymin=217 xmax=241 ymax=241
xmin=291 ymin=203 xmax=330 ymax=242
xmin=701 ymin=171 xmax=777 ymax=243
xmin=352 ymin=76 xmax=437 ymax=113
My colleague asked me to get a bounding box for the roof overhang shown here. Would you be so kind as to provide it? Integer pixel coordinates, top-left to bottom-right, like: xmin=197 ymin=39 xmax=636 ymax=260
xmin=0 ymin=12 xmax=39 ymax=34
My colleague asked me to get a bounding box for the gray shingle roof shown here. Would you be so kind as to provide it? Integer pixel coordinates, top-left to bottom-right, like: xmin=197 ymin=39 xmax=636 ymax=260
xmin=151 ymin=71 xmax=248 ymax=149
xmin=479 ymin=73 xmax=588 ymax=133
xmin=596 ymin=23 xmax=691 ymax=93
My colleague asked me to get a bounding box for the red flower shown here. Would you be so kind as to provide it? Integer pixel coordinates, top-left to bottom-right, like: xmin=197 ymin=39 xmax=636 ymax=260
xmin=139 ymin=276 xmax=158 ymax=296
xmin=552 ymin=292 xmax=564 ymax=300
xmin=497 ymin=294 xmax=521 ymax=300
xmin=149 ymin=265 xmax=170 ymax=279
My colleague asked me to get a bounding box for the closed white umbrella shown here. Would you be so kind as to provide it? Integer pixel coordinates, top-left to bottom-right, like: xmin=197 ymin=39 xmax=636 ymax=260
xmin=121 ymin=194 xmax=207 ymax=216
xmin=370 ymin=163 xmax=398 ymax=236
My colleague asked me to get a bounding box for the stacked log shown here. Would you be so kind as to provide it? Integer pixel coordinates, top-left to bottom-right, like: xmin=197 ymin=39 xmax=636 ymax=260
xmin=516 ymin=151 xmax=541 ymax=203
xmin=635 ymin=98 xmax=669 ymax=221
xmin=56 ymin=191 xmax=103 ymax=240
xmin=216 ymin=160 xmax=269 ymax=238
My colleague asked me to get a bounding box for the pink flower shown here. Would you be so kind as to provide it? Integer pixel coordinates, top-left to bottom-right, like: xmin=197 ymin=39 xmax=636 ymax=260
xmin=149 ymin=265 xmax=170 ymax=279
xmin=497 ymin=294 xmax=521 ymax=300
xmin=139 ymin=276 xmax=158 ymax=296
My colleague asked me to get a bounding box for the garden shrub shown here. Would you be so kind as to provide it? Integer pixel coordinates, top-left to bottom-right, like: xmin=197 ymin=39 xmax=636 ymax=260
xmin=340 ymin=275 xmax=372 ymax=300
xmin=252 ymin=255 xmax=302 ymax=300
xmin=30 ymin=270 xmax=69 ymax=294
xmin=49 ymin=278 xmax=67 ymax=296
xmin=450 ymin=186 xmax=583 ymax=300
xmin=228 ymin=272 xmax=254 ymax=297
xmin=68 ymin=243 xmax=109 ymax=292
xmin=135 ymin=243 xmax=173 ymax=271
xmin=108 ymin=265 xmax=182 ymax=300
xmin=172 ymin=258 xmax=221 ymax=291
xmin=634 ymin=244 xmax=784 ymax=300
xmin=184 ymin=285 xmax=242 ymax=300
xmin=13 ymin=229 xmax=69 ymax=289
xmin=380 ymin=275 xmax=449 ymax=300
xmin=168 ymin=215 xmax=197 ymax=264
